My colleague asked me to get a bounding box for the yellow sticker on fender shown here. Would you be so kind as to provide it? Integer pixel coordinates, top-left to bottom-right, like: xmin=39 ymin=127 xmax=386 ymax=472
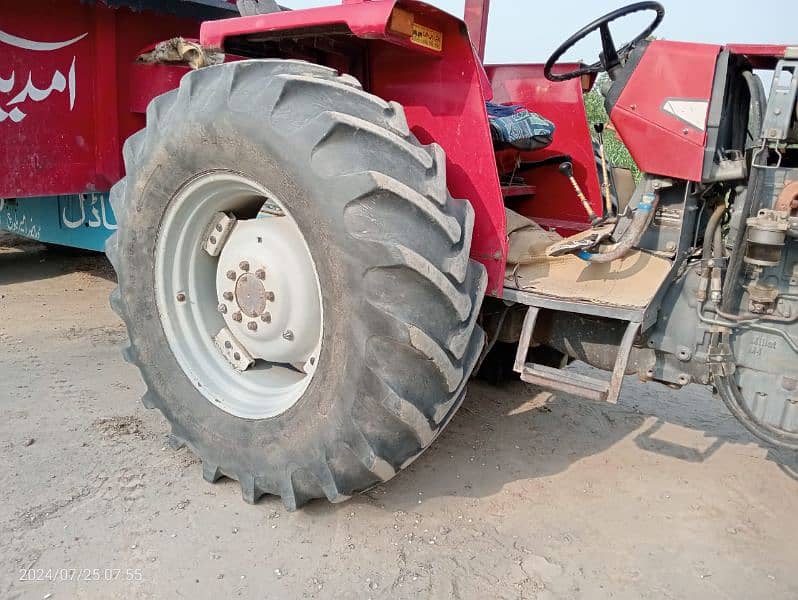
xmin=411 ymin=23 xmax=443 ymax=52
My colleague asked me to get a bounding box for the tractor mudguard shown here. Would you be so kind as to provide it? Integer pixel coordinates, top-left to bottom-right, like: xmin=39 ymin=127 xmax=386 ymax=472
xmin=200 ymin=0 xmax=508 ymax=294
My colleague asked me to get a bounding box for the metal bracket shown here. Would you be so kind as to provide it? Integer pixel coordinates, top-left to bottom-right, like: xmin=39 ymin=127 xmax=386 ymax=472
xmin=236 ymin=0 xmax=281 ymax=16
xmin=203 ymin=212 xmax=237 ymax=257
xmin=702 ymin=256 xmax=729 ymax=270
xmin=707 ymin=333 xmax=735 ymax=378
xmin=258 ymin=198 xmax=286 ymax=217
xmin=762 ymin=60 xmax=798 ymax=142
xmin=214 ymin=328 xmax=255 ymax=371
xmin=503 ymin=286 xmax=649 ymax=324
xmin=513 ymin=306 xmax=540 ymax=374
xmin=512 ymin=304 xmax=640 ymax=405
xmin=606 ymin=321 xmax=641 ymax=404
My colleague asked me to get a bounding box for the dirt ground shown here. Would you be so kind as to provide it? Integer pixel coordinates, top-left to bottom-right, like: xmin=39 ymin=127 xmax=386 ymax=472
xmin=1 ymin=231 xmax=797 ymax=600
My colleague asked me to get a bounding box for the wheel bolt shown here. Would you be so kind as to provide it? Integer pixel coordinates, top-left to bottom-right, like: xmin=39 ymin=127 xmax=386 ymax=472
xmin=226 ymin=270 xmax=237 ymax=281
xmin=265 ymin=291 xmax=275 ymax=302
xmin=176 ymin=292 xmax=186 ymax=302
xmin=218 ymin=304 xmax=227 ymax=314
xmin=232 ymin=312 xmax=243 ymax=323
xmin=283 ymin=330 xmax=294 ymax=341
xmin=239 ymin=261 xmax=250 ymax=272
xmin=209 ymin=236 xmax=217 ymax=245
xmin=255 ymin=269 xmax=266 ymax=280
xmin=215 ymin=223 xmax=223 ymax=232
xmin=247 ymin=321 xmax=258 ymax=332
xmin=261 ymin=312 xmax=272 ymax=324
xmin=223 ymin=291 xmax=234 ymax=301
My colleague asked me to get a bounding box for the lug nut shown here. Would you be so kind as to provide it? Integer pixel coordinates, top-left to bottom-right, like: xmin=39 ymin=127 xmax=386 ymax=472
xmin=261 ymin=312 xmax=272 ymax=324
xmin=255 ymin=269 xmax=266 ymax=280
xmin=224 ymin=341 xmax=232 ymax=349
xmin=247 ymin=321 xmax=258 ymax=332
xmin=226 ymin=270 xmax=237 ymax=281
xmin=223 ymin=291 xmax=234 ymax=301
xmin=239 ymin=261 xmax=250 ymax=272
xmin=265 ymin=291 xmax=275 ymax=302
xmin=233 ymin=352 xmax=241 ymax=361
xmin=232 ymin=312 xmax=243 ymax=323
xmin=283 ymin=330 xmax=294 ymax=341
xmin=218 ymin=304 xmax=228 ymax=314
xmin=209 ymin=236 xmax=217 ymax=245
xmin=176 ymin=292 xmax=186 ymax=302
xmin=215 ymin=223 xmax=223 ymax=232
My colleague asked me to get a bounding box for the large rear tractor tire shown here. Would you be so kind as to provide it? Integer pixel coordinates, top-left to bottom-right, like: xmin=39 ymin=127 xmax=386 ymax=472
xmin=105 ymin=59 xmax=487 ymax=509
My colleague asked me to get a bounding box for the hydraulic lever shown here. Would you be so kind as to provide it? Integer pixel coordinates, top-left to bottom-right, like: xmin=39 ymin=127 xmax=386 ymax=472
xmin=594 ymin=123 xmax=613 ymax=217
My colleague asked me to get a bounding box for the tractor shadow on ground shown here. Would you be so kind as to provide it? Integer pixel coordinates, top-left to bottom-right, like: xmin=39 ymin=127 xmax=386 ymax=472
xmin=314 ymin=366 xmax=798 ymax=514
xmin=0 ymin=232 xmax=115 ymax=286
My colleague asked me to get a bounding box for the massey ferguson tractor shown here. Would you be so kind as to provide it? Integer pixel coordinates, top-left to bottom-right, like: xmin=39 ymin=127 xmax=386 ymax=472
xmin=2 ymin=0 xmax=797 ymax=509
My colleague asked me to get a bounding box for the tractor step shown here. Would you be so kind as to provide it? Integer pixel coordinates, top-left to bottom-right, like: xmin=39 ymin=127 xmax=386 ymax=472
xmin=521 ymin=363 xmax=610 ymax=401
xmin=512 ymin=306 xmax=640 ymax=404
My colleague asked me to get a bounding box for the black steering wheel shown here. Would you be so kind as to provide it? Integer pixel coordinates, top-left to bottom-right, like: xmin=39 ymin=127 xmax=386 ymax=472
xmin=544 ymin=2 xmax=664 ymax=82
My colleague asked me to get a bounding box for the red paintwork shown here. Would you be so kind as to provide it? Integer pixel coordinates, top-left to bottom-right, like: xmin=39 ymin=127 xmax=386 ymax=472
xmin=502 ymin=185 xmax=536 ymax=199
xmin=727 ymin=44 xmax=790 ymax=69
xmin=610 ymin=40 xmax=720 ymax=182
xmin=7 ymin=1 xmax=791 ymax=295
xmin=129 ymin=63 xmax=192 ymax=114
xmin=610 ymin=40 xmax=794 ymax=180
xmin=0 ymin=0 xmax=202 ymax=197
xmin=370 ymin=9 xmax=505 ymax=291
xmin=464 ymin=0 xmax=490 ymax=62
xmin=202 ymin=1 xmax=397 ymax=49
xmin=202 ymin=0 xmax=508 ymax=294
xmin=488 ymin=64 xmax=603 ymax=234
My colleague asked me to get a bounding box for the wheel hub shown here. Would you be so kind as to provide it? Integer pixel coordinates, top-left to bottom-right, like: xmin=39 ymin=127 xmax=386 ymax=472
xmin=213 ymin=216 xmax=322 ymax=368
xmin=235 ymin=272 xmax=269 ymax=319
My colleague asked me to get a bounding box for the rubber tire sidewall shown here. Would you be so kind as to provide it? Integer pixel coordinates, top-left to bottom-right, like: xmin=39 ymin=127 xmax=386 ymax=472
xmin=120 ymin=104 xmax=375 ymax=485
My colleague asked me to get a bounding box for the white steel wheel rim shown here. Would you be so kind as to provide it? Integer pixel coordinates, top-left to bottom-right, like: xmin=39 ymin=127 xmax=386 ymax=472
xmin=154 ymin=171 xmax=323 ymax=420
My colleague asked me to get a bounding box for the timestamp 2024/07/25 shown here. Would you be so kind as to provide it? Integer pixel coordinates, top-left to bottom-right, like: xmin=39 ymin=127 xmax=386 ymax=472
xmin=19 ymin=567 xmax=144 ymax=582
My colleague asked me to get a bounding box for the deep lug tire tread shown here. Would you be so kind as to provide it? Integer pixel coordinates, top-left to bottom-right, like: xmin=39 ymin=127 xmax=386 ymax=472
xmin=106 ymin=59 xmax=486 ymax=509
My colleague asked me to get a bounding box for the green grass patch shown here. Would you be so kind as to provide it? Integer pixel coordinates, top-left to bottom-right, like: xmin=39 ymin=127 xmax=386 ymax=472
xmin=584 ymin=79 xmax=641 ymax=180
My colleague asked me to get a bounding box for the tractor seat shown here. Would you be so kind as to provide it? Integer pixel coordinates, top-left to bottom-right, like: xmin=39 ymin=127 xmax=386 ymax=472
xmin=504 ymin=208 xmax=671 ymax=310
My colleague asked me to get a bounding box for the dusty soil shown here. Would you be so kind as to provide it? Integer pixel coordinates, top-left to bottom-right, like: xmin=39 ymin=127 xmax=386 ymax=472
xmin=1 ymin=231 xmax=797 ymax=600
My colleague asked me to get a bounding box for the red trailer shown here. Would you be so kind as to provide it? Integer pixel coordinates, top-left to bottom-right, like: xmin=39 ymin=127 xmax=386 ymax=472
xmin=0 ymin=0 xmax=235 ymax=248
xmin=3 ymin=0 xmax=797 ymax=509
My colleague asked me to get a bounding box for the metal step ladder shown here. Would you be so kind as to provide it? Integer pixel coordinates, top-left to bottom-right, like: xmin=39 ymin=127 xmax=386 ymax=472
xmin=512 ymin=305 xmax=641 ymax=404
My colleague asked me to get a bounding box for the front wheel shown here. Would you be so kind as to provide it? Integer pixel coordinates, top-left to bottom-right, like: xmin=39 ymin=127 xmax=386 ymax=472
xmin=106 ymin=59 xmax=486 ymax=509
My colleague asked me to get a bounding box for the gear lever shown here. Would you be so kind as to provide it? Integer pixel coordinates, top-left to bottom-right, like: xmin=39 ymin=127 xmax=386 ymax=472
xmin=559 ymin=161 xmax=602 ymax=226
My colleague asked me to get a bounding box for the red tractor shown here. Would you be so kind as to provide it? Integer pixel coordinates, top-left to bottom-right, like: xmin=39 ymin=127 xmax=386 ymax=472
xmin=3 ymin=0 xmax=797 ymax=509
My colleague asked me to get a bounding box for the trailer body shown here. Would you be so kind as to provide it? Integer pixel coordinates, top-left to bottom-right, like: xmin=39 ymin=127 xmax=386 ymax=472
xmin=0 ymin=0 xmax=234 ymax=249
